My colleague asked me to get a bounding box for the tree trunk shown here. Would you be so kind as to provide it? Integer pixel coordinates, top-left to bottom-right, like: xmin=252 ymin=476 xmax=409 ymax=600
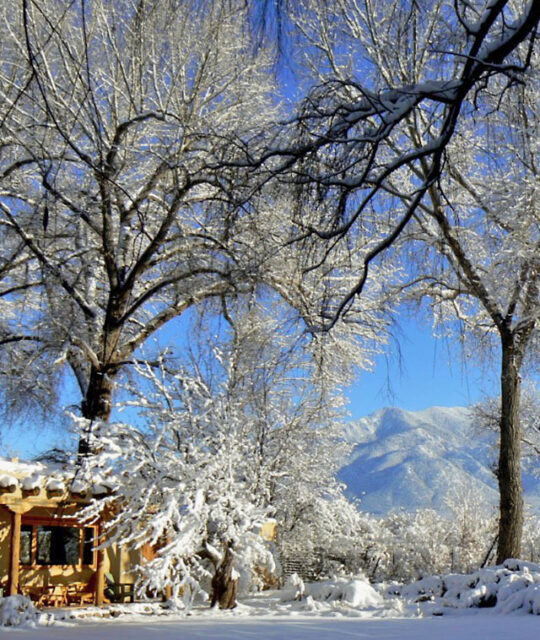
xmin=78 ymin=365 xmax=116 ymax=455
xmin=210 ymin=545 xmax=238 ymax=609
xmin=496 ymin=333 xmax=523 ymax=563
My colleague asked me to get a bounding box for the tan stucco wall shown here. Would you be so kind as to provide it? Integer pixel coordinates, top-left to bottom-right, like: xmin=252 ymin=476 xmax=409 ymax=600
xmin=106 ymin=545 xmax=140 ymax=583
xmin=0 ymin=504 xmax=139 ymax=592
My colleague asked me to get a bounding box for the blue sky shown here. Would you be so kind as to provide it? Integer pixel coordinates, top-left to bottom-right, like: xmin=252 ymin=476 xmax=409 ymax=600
xmin=346 ymin=316 xmax=499 ymax=420
xmin=1 ymin=33 xmax=505 ymax=461
xmin=5 ymin=312 xmax=499 ymax=460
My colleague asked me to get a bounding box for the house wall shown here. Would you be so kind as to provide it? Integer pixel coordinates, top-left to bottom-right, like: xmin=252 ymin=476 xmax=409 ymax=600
xmin=0 ymin=503 xmax=139 ymax=593
xmin=0 ymin=508 xmax=11 ymax=589
xmin=0 ymin=458 xmax=145 ymax=601
xmin=104 ymin=539 xmax=140 ymax=584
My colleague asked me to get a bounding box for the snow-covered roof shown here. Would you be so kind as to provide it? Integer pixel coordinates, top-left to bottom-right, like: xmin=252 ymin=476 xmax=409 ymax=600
xmin=0 ymin=457 xmax=116 ymax=501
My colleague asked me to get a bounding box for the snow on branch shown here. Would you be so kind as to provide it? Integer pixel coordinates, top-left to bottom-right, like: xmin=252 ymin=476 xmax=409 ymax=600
xmin=238 ymin=0 xmax=539 ymax=327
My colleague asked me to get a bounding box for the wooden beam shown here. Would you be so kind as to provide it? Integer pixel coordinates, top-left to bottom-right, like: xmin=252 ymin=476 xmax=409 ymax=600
xmin=95 ymin=523 xmax=105 ymax=605
xmin=9 ymin=510 xmax=21 ymax=595
xmin=4 ymin=503 xmax=34 ymax=515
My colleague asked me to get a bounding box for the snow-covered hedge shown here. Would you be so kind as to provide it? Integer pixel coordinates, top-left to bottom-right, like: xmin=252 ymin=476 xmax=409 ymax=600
xmin=0 ymin=595 xmax=41 ymax=627
xmin=390 ymin=560 xmax=540 ymax=615
xmin=281 ymin=574 xmax=382 ymax=608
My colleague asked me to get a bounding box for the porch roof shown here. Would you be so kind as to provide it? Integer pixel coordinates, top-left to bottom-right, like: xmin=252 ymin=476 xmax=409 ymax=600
xmin=0 ymin=457 xmax=117 ymax=510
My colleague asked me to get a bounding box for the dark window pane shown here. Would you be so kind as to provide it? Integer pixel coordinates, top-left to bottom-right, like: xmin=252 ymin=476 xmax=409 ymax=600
xmin=83 ymin=528 xmax=94 ymax=565
xmin=37 ymin=527 xmax=51 ymax=564
xmin=20 ymin=525 xmax=33 ymax=564
xmin=62 ymin=527 xmax=80 ymax=564
xmin=36 ymin=526 xmax=80 ymax=565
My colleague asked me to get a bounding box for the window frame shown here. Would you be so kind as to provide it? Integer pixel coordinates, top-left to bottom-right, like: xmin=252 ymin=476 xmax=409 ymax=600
xmin=19 ymin=516 xmax=97 ymax=569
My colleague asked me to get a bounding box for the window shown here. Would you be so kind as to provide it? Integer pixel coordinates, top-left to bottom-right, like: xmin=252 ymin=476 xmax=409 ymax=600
xmin=19 ymin=520 xmax=96 ymax=567
xmin=37 ymin=526 xmax=80 ymax=565
xmin=20 ymin=525 xmax=32 ymax=565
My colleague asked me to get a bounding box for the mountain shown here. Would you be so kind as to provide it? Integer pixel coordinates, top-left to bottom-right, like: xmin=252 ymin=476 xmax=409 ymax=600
xmin=338 ymin=406 xmax=540 ymax=515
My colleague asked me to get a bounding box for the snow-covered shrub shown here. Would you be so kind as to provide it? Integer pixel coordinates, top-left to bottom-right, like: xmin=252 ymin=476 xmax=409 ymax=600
xmin=0 ymin=595 xmax=40 ymax=627
xmin=278 ymin=575 xmax=403 ymax=616
xmin=280 ymin=575 xmax=381 ymax=608
xmin=277 ymin=486 xmax=369 ymax=581
xmin=78 ymin=301 xmax=359 ymax=606
xmin=354 ymin=494 xmax=499 ymax=583
xmin=522 ymin=513 xmax=540 ymax=565
xmin=276 ymin=486 xmax=504 ymax=584
xmin=280 ymin=573 xmax=306 ymax=601
xmin=78 ymin=402 xmax=273 ymax=607
xmin=393 ymin=560 xmax=540 ymax=615
xmin=372 ymin=507 xmax=540 ymax=583
xmin=442 ymin=487 xmax=498 ymax=572
xmin=381 ymin=509 xmax=455 ymax=581
xmin=306 ymin=577 xmax=382 ymax=608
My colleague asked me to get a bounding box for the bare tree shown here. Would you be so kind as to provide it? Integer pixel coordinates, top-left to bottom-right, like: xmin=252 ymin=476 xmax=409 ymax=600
xmin=313 ymin=0 xmax=539 ymax=562
xmin=408 ymin=75 xmax=538 ymax=561
xmin=0 ymin=0 xmax=279 ymax=449
xmin=244 ymin=0 xmax=538 ymax=319
xmin=245 ymin=0 xmax=539 ymax=562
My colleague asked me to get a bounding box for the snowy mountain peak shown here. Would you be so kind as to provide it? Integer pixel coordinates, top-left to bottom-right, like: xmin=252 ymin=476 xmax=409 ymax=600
xmin=339 ymin=406 xmax=540 ymax=515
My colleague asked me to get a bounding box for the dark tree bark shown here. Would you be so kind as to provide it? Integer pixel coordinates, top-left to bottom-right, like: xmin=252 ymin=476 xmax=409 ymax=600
xmin=78 ymin=365 xmax=118 ymax=455
xmin=210 ymin=545 xmax=238 ymax=609
xmin=81 ymin=366 xmax=115 ymax=423
xmin=416 ymin=167 xmax=537 ymax=565
xmin=496 ymin=332 xmax=524 ymax=563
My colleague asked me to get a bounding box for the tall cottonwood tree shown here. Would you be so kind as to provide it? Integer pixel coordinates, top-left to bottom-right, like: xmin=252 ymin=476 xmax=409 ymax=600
xmin=304 ymin=0 xmax=539 ymax=562
xmin=248 ymin=0 xmax=539 ymax=562
xmin=1 ymin=0 xmax=396 ymax=456
xmin=316 ymin=2 xmax=539 ymax=561
xmin=413 ymin=83 xmax=539 ymax=562
xmin=0 ymin=0 xmax=278 ymax=446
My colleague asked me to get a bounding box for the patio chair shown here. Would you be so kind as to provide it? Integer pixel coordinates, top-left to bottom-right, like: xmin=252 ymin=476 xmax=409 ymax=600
xmin=104 ymin=573 xmax=135 ymax=603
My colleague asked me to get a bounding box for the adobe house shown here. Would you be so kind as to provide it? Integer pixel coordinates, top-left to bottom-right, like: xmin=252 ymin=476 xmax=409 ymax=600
xmin=0 ymin=457 xmax=139 ymax=605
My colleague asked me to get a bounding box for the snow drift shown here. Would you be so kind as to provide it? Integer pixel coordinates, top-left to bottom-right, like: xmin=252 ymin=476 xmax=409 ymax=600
xmin=391 ymin=559 xmax=540 ymax=615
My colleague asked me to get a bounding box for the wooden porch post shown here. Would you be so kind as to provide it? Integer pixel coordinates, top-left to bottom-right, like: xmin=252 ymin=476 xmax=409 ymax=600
xmin=95 ymin=522 xmax=105 ymax=605
xmin=9 ymin=510 xmax=21 ymax=595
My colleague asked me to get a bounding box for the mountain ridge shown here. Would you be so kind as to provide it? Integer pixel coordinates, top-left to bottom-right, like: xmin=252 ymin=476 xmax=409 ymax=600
xmin=338 ymin=405 xmax=540 ymax=515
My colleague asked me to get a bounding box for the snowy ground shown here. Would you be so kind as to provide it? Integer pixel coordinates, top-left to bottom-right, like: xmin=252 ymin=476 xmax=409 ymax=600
xmin=3 ymin=563 xmax=540 ymax=638
xmin=7 ymin=612 xmax=540 ymax=640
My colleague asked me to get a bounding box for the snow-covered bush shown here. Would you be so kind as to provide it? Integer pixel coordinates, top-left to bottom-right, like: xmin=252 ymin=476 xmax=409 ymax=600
xmin=343 ymin=504 xmax=540 ymax=584
xmin=78 ymin=385 xmax=274 ymax=608
xmin=0 ymin=595 xmax=40 ymax=627
xmin=276 ymin=470 xmax=368 ymax=580
xmin=280 ymin=575 xmax=382 ymax=609
xmin=393 ymin=560 xmax=540 ymax=615
xmin=306 ymin=577 xmax=383 ymax=609
xmin=522 ymin=515 xmax=540 ymax=565
xmin=378 ymin=509 xmax=456 ymax=581
xmin=376 ymin=502 xmax=496 ymax=581
xmin=349 ymin=491 xmax=500 ymax=583
xmin=78 ymin=301 xmax=359 ymax=607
